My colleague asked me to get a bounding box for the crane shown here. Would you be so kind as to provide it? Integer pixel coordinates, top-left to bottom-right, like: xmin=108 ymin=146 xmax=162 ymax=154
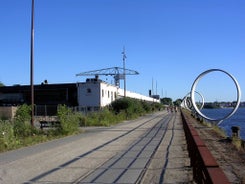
xmin=76 ymin=67 xmax=139 ymax=87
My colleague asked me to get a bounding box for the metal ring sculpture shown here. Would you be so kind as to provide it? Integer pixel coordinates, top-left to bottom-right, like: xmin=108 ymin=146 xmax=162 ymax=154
xmin=182 ymin=91 xmax=205 ymax=111
xmin=191 ymin=69 xmax=241 ymax=122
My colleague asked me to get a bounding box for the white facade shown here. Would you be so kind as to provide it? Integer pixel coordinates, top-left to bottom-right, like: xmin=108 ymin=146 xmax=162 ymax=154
xmin=77 ymin=78 xmax=160 ymax=111
xmin=117 ymin=89 xmax=160 ymax=103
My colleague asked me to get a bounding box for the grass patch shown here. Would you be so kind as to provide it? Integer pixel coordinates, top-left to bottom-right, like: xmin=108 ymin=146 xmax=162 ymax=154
xmin=232 ymin=137 xmax=242 ymax=150
xmin=1 ymin=100 xmax=163 ymax=152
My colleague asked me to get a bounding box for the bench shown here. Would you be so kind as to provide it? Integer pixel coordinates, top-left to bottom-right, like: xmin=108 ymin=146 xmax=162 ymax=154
xmin=40 ymin=121 xmax=61 ymax=129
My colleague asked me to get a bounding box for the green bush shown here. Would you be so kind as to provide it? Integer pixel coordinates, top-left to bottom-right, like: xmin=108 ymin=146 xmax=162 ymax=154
xmin=0 ymin=120 xmax=16 ymax=150
xmin=13 ymin=104 xmax=37 ymax=137
xmin=13 ymin=120 xmax=33 ymax=137
xmin=77 ymin=112 xmax=87 ymax=126
xmin=86 ymin=112 xmax=99 ymax=126
xmin=141 ymin=101 xmax=151 ymax=112
xmin=1 ymin=99 xmax=163 ymax=152
xmin=98 ymin=108 xmax=116 ymax=126
xmin=57 ymin=105 xmax=79 ymax=135
xmin=111 ymin=97 xmax=131 ymax=113
xmin=83 ymin=108 xmax=124 ymax=127
xmin=14 ymin=104 xmax=31 ymax=123
xmin=111 ymin=98 xmax=147 ymax=119
xmin=151 ymin=102 xmax=163 ymax=111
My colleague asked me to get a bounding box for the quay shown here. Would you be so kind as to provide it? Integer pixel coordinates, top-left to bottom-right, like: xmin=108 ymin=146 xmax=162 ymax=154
xmin=0 ymin=110 xmax=244 ymax=183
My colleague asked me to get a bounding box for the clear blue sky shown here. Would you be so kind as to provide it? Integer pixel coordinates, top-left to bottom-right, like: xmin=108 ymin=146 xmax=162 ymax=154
xmin=0 ymin=0 xmax=244 ymax=102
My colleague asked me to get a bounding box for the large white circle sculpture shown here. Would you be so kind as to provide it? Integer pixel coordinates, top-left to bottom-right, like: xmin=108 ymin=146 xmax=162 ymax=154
xmin=191 ymin=69 xmax=241 ymax=122
xmin=182 ymin=91 xmax=205 ymax=111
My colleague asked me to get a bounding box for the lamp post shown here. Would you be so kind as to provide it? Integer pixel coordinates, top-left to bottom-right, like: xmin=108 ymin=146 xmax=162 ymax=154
xmin=30 ymin=0 xmax=35 ymax=126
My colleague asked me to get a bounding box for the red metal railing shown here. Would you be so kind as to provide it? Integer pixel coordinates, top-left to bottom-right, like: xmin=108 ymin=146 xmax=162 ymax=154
xmin=181 ymin=110 xmax=230 ymax=184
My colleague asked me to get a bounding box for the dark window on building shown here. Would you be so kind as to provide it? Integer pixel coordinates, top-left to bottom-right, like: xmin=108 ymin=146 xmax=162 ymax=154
xmin=87 ymin=88 xmax=91 ymax=93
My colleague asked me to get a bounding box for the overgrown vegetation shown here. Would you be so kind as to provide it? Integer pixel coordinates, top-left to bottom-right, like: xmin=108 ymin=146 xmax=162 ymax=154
xmin=190 ymin=110 xmax=244 ymax=150
xmin=57 ymin=104 xmax=79 ymax=135
xmin=0 ymin=98 xmax=163 ymax=152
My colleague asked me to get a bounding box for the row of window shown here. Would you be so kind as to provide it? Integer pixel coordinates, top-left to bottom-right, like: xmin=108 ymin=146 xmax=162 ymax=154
xmin=86 ymin=88 xmax=117 ymax=100
xmin=102 ymin=89 xmax=117 ymax=100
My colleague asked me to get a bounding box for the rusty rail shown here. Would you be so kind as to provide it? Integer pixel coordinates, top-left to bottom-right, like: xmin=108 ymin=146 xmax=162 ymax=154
xmin=181 ymin=110 xmax=230 ymax=184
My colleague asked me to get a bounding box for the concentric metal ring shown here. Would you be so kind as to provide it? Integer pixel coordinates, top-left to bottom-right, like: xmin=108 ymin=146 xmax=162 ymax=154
xmin=190 ymin=69 xmax=241 ymax=122
xmin=182 ymin=91 xmax=204 ymax=111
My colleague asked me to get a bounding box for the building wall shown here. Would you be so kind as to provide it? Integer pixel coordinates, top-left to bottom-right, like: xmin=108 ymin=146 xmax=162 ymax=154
xmin=100 ymin=82 xmax=118 ymax=107
xmin=77 ymin=82 xmax=101 ymax=108
xmin=77 ymin=79 xmax=160 ymax=110
xmin=77 ymin=81 xmax=119 ymax=108
xmin=118 ymin=88 xmax=160 ymax=103
xmin=0 ymin=106 xmax=17 ymax=119
xmin=0 ymin=83 xmax=77 ymax=106
xmin=0 ymin=80 xmax=160 ymax=115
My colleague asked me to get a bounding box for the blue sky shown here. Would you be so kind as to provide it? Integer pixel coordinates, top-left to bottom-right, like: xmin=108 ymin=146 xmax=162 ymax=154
xmin=0 ymin=0 xmax=244 ymax=102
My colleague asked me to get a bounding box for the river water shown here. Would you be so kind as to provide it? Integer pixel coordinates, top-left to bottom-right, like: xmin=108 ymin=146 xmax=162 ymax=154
xmin=201 ymin=108 xmax=245 ymax=140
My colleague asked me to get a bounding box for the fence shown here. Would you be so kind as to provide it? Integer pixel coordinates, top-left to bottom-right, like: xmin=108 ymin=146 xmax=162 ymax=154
xmin=35 ymin=105 xmax=58 ymax=116
xmin=35 ymin=105 xmax=102 ymax=117
xmin=181 ymin=109 xmax=230 ymax=184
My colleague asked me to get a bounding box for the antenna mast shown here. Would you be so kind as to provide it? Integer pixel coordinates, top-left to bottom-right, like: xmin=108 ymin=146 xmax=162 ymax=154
xmin=122 ymin=47 xmax=127 ymax=97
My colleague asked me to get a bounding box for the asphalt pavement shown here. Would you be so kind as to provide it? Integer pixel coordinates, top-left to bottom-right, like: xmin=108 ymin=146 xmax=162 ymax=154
xmin=0 ymin=111 xmax=192 ymax=184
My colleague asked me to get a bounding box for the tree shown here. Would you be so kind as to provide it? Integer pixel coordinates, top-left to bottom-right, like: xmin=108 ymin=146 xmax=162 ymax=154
xmin=173 ymin=99 xmax=182 ymax=106
xmin=161 ymin=97 xmax=172 ymax=105
xmin=0 ymin=81 xmax=4 ymax=87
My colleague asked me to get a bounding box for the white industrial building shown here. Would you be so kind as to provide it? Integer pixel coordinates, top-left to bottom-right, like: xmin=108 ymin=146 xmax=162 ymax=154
xmin=0 ymin=74 xmax=160 ymax=116
xmin=76 ymin=78 xmax=160 ymax=111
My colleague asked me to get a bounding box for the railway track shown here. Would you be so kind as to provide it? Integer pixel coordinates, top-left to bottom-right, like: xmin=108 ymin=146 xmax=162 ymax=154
xmin=1 ymin=111 xmax=191 ymax=184
xmin=74 ymin=113 xmax=175 ymax=183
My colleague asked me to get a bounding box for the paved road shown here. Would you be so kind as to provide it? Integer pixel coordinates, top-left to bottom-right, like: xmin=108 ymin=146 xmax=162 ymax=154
xmin=0 ymin=111 xmax=192 ymax=184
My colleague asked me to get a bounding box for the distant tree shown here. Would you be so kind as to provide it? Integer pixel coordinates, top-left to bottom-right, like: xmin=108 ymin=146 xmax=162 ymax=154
xmin=203 ymin=102 xmax=220 ymax=109
xmin=173 ymin=99 xmax=182 ymax=106
xmin=161 ymin=97 xmax=172 ymax=105
xmin=0 ymin=81 xmax=4 ymax=87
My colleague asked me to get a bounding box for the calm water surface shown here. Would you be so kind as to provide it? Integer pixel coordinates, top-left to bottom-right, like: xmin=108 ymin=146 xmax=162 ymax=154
xmin=201 ymin=108 xmax=245 ymax=140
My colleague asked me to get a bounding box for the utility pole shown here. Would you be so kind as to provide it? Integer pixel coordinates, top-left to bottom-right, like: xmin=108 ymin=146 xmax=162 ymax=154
xmin=156 ymin=80 xmax=158 ymax=96
xmin=30 ymin=0 xmax=35 ymax=126
xmin=122 ymin=47 xmax=127 ymax=97
xmin=152 ymin=78 xmax=154 ymax=96
xmin=152 ymin=78 xmax=154 ymax=103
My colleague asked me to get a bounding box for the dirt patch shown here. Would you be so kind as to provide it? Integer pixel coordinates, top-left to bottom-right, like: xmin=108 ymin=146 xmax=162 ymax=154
xmin=189 ymin=115 xmax=245 ymax=184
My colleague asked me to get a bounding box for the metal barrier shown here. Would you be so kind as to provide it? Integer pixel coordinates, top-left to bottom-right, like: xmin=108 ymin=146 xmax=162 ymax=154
xmin=181 ymin=110 xmax=230 ymax=184
xmin=35 ymin=105 xmax=58 ymax=116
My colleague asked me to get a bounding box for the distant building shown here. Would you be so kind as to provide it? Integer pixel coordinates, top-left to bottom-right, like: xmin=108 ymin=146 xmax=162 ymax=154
xmin=0 ymin=83 xmax=77 ymax=106
xmin=0 ymin=78 xmax=159 ymax=115
xmin=76 ymin=78 xmax=119 ymax=112
xmin=240 ymin=101 xmax=245 ymax=107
